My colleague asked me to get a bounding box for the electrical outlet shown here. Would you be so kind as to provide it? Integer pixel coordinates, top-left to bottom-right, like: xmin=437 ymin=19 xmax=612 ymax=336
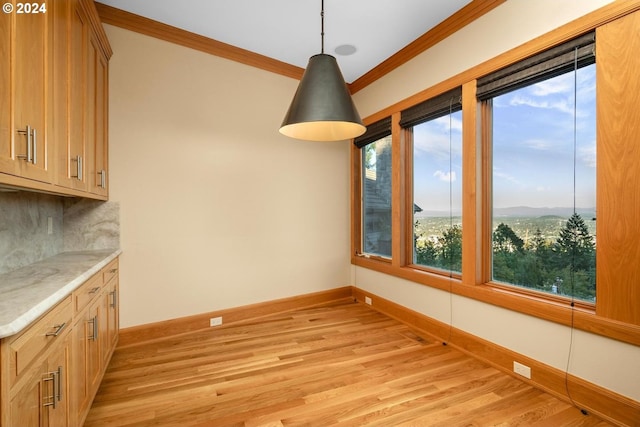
xmin=47 ymin=217 xmax=53 ymax=235
xmin=365 ymin=296 xmax=372 ymax=305
xmin=209 ymin=317 xmax=223 ymax=327
xmin=513 ymin=361 xmax=531 ymax=379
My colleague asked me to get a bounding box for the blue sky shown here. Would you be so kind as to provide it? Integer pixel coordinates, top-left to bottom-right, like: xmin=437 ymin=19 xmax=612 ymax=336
xmin=412 ymin=63 xmax=596 ymax=215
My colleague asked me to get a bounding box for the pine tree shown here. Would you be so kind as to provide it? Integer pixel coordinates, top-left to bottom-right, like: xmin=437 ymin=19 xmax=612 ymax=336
xmin=554 ymin=213 xmax=595 ymax=271
xmin=553 ymin=213 xmax=596 ymax=300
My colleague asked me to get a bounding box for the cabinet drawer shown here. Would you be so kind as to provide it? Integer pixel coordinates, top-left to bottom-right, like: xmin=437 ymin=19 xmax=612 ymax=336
xmin=73 ymin=273 xmax=103 ymax=315
xmin=103 ymin=258 xmax=119 ymax=285
xmin=8 ymin=296 xmax=72 ymax=383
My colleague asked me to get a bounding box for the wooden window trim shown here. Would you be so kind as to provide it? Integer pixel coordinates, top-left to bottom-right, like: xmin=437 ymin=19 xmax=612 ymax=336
xmin=351 ymin=0 xmax=640 ymax=347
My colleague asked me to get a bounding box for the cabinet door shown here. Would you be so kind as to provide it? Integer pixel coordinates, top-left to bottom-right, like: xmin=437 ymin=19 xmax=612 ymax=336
xmin=12 ymin=0 xmax=51 ymax=182
xmin=10 ymin=361 xmax=47 ymax=427
xmin=64 ymin=0 xmax=90 ymax=190
xmin=92 ymin=48 xmax=109 ymax=196
xmin=70 ymin=316 xmax=88 ymax=426
xmin=10 ymin=338 xmax=70 ymax=427
xmin=46 ymin=335 xmax=70 ymax=427
xmin=102 ymin=278 xmax=118 ymax=366
xmin=87 ymin=299 xmax=102 ymax=394
xmin=53 ymin=0 xmax=87 ymax=191
xmin=70 ymin=301 xmax=101 ymax=425
xmin=0 ymin=7 xmax=11 ymax=175
xmin=85 ymin=32 xmax=109 ymax=197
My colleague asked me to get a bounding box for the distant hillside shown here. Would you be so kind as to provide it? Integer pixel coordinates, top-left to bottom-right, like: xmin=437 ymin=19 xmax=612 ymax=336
xmin=416 ymin=206 xmax=596 ymax=218
xmin=493 ymin=206 xmax=596 ymax=218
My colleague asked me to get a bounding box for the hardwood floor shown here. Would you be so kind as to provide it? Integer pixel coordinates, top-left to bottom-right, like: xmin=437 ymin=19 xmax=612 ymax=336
xmin=85 ymin=300 xmax=614 ymax=426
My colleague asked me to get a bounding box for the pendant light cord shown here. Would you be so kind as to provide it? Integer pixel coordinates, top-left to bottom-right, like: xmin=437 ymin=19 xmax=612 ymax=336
xmin=320 ymin=0 xmax=325 ymax=54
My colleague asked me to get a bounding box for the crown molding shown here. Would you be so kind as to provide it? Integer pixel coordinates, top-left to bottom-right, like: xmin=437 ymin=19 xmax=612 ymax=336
xmin=349 ymin=0 xmax=506 ymax=93
xmin=94 ymin=2 xmax=305 ymax=81
xmin=95 ymin=1 xmax=503 ymax=93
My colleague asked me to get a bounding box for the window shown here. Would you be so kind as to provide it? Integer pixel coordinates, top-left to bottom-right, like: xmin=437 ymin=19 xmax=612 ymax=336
xmin=401 ymin=89 xmax=463 ymax=273
xmin=356 ymin=118 xmax=392 ymax=258
xmin=351 ymin=10 xmax=640 ymax=341
xmin=478 ymin=33 xmax=596 ymax=301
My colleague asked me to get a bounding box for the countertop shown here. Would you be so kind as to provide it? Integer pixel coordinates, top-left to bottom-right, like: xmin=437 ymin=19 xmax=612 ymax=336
xmin=0 ymin=249 xmax=121 ymax=339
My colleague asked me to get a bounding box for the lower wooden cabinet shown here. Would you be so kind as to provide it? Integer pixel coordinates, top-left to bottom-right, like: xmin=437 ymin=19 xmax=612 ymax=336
xmin=8 ymin=335 xmax=69 ymax=427
xmin=0 ymin=257 xmax=119 ymax=427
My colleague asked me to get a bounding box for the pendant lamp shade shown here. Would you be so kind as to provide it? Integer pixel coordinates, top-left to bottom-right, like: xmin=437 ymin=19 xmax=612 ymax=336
xmin=280 ymin=54 xmax=365 ymax=141
xmin=279 ymin=0 xmax=366 ymax=143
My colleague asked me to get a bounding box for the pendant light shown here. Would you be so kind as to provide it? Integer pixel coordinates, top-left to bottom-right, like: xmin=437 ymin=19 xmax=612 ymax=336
xmin=279 ymin=0 xmax=366 ymax=142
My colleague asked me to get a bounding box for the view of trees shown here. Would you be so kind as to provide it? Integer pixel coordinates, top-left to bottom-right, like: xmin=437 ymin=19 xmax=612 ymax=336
xmin=414 ymin=213 xmax=596 ymax=301
xmin=415 ymin=223 xmax=462 ymax=273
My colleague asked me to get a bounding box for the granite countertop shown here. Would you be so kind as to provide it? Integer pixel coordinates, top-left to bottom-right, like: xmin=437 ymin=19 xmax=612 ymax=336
xmin=0 ymin=249 xmax=122 ymax=339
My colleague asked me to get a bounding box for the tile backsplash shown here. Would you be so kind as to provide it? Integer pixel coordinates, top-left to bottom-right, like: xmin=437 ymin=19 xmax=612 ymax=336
xmin=0 ymin=191 xmax=119 ymax=274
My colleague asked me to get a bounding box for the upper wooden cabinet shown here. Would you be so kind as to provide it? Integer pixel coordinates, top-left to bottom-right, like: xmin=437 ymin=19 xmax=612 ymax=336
xmin=86 ymin=29 xmax=109 ymax=197
xmin=0 ymin=0 xmax=52 ymax=184
xmin=1 ymin=0 xmax=111 ymax=199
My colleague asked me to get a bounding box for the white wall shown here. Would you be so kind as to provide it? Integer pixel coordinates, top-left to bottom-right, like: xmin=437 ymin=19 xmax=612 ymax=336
xmin=106 ymin=25 xmax=352 ymax=328
xmin=352 ymin=0 xmax=640 ymax=402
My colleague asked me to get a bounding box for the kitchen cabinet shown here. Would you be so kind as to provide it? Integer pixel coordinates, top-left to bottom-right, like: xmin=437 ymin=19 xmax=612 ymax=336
xmin=1 ymin=297 xmax=72 ymax=427
xmin=55 ymin=0 xmax=110 ymax=196
xmin=86 ymin=29 xmax=109 ymax=197
xmin=0 ymin=0 xmax=52 ymax=183
xmin=1 ymin=0 xmax=111 ymax=199
xmin=70 ymin=257 xmax=119 ymax=427
xmin=0 ymin=256 xmax=119 ymax=427
xmin=9 ymin=339 xmax=70 ymax=427
xmin=54 ymin=0 xmax=86 ymax=191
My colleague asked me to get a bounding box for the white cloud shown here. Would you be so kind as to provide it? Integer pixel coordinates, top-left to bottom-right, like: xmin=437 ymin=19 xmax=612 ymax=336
xmin=509 ymin=94 xmax=574 ymax=115
xmin=434 ymin=170 xmax=456 ymax=182
xmin=413 ymin=115 xmax=462 ymax=158
xmin=531 ymin=74 xmax=573 ymax=96
xmin=523 ymin=139 xmax=552 ymax=150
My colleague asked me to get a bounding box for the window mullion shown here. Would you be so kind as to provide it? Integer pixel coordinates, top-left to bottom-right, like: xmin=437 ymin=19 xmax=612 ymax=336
xmin=461 ymin=80 xmax=482 ymax=286
xmin=391 ymin=112 xmax=406 ymax=267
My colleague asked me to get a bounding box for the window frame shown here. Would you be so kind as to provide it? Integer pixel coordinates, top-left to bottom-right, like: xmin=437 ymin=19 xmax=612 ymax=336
xmin=351 ymin=1 xmax=640 ymax=347
xmin=481 ymin=63 xmax=597 ymax=306
xmin=403 ymin=92 xmax=464 ymax=278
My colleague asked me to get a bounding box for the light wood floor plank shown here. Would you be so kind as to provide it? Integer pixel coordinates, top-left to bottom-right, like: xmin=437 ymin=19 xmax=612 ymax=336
xmin=85 ymin=301 xmax=613 ymax=426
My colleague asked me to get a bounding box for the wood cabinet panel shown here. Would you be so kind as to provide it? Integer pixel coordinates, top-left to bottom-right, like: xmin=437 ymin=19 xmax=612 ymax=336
xmin=8 ymin=296 xmax=71 ymax=385
xmin=73 ymin=273 xmax=102 ymax=315
xmin=9 ymin=360 xmax=46 ymax=427
xmin=0 ymin=9 xmax=11 ymax=175
xmin=12 ymin=0 xmax=50 ymax=182
xmin=596 ymin=10 xmax=640 ymax=325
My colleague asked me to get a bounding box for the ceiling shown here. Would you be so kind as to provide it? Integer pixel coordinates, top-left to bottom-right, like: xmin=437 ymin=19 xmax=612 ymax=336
xmin=96 ymin=0 xmax=472 ymax=84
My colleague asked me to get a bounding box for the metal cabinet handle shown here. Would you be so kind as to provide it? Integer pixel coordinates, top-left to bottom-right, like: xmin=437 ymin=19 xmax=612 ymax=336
xmin=99 ymin=169 xmax=106 ymax=188
xmin=45 ymin=322 xmax=67 ymax=337
xmin=56 ymin=366 xmax=63 ymax=403
xmin=88 ymin=316 xmax=98 ymax=341
xmin=17 ymin=125 xmax=32 ymax=162
xmin=32 ymin=128 xmax=37 ymax=165
xmin=88 ymin=286 xmax=101 ymax=294
xmin=72 ymin=155 xmax=83 ymax=180
xmin=109 ymin=290 xmax=117 ymax=308
xmin=42 ymin=370 xmax=58 ymax=409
